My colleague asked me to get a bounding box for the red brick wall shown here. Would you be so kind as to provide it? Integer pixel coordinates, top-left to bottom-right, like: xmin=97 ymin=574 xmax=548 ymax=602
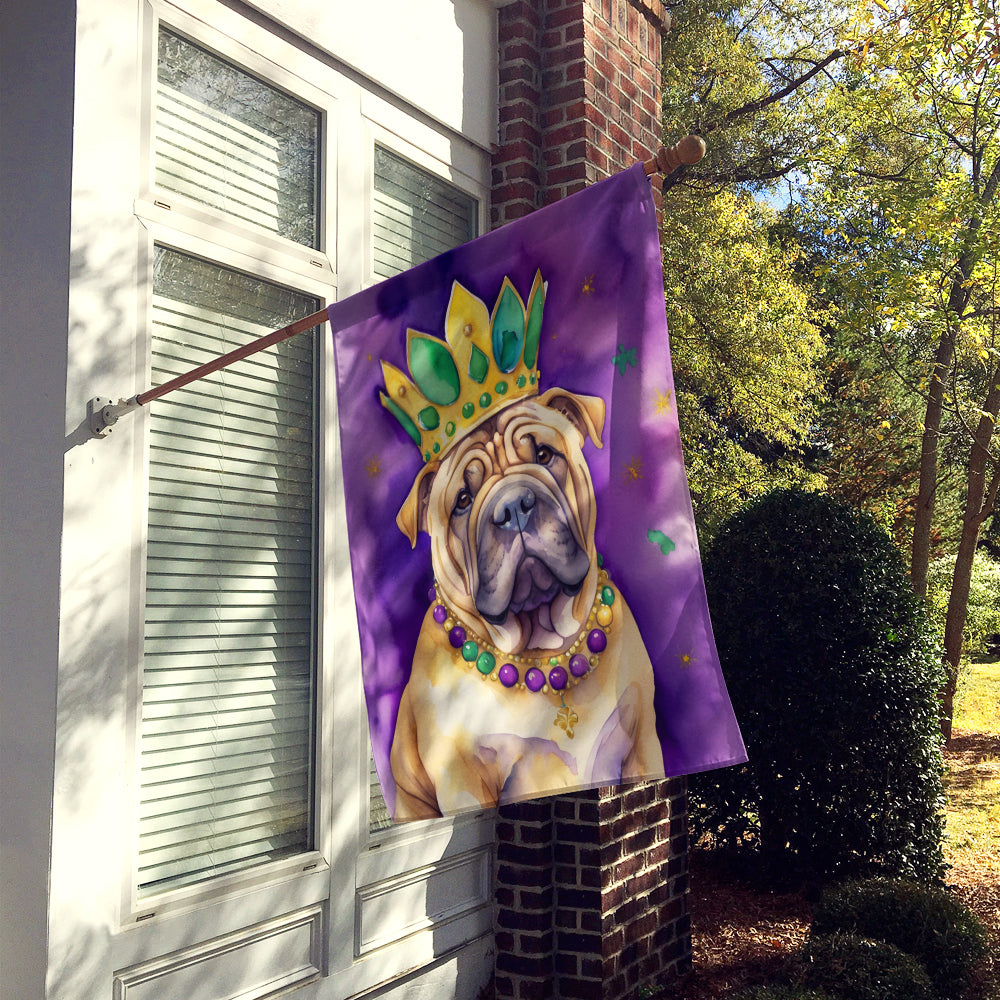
xmin=489 ymin=4 xmax=690 ymax=998
xmin=492 ymin=0 xmax=667 ymax=226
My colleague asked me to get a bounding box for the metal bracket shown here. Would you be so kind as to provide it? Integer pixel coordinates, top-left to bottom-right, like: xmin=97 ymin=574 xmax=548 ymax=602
xmin=87 ymin=396 xmax=140 ymax=438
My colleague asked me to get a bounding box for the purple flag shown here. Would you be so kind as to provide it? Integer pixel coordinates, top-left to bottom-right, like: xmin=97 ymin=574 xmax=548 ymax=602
xmin=330 ymin=165 xmax=745 ymax=821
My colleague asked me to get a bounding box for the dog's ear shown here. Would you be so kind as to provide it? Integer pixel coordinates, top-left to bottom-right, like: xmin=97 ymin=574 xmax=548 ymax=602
xmin=537 ymin=388 xmax=605 ymax=449
xmin=396 ymin=462 xmax=438 ymax=547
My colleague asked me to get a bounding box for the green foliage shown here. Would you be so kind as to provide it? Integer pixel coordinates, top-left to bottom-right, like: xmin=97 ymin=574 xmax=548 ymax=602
xmin=692 ymin=489 xmax=946 ymax=881
xmin=792 ymin=934 xmax=934 ymax=1000
xmin=663 ymin=189 xmax=826 ymax=539
xmin=927 ymin=550 xmax=1000 ymax=659
xmin=812 ymin=878 xmax=988 ymax=999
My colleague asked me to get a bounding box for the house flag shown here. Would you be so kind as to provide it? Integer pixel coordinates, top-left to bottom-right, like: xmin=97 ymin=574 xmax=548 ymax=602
xmin=330 ymin=164 xmax=746 ymax=821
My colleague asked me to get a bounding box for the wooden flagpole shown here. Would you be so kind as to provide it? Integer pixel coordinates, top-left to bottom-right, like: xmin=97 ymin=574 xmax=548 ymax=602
xmin=88 ymin=136 xmax=705 ymax=437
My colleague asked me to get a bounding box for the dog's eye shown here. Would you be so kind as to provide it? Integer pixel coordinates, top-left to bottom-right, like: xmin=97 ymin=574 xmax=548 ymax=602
xmin=453 ymin=488 xmax=473 ymax=514
xmin=535 ymin=444 xmax=554 ymax=465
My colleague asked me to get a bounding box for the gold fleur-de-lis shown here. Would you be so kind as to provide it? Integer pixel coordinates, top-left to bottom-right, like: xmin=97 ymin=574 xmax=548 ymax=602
xmin=554 ymin=703 xmax=578 ymax=738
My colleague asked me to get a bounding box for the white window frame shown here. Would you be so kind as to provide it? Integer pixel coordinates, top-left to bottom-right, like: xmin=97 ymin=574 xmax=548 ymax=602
xmin=110 ymin=0 xmax=495 ymax=992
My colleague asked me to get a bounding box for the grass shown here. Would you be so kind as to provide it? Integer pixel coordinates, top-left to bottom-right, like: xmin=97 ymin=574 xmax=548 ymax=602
xmin=945 ymin=659 xmax=1000 ymax=867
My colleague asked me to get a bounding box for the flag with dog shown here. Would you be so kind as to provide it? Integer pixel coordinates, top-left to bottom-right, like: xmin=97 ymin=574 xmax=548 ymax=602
xmin=330 ymin=164 xmax=746 ymax=821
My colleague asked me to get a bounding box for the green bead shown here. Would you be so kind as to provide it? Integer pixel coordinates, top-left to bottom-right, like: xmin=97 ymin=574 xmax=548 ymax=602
xmin=418 ymin=406 xmax=440 ymax=430
xmin=476 ymin=651 xmax=496 ymax=675
xmin=601 ymin=585 xmax=615 ymax=606
xmin=424 ymin=451 xmax=431 ymax=462
xmin=446 ymin=421 xmax=456 ymax=437
xmin=462 ymin=401 xmax=475 ymax=419
xmin=516 ymin=374 xmax=527 ymax=388
xmin=462 ymin=640 xmax=479 ymax=662
xmin=479 ymin=392 xmax=491 ymax=409
xmin=432 ymin=441 xmax=440 ymax=453
xmin=495 ymin=380 xmax=508 ymax=395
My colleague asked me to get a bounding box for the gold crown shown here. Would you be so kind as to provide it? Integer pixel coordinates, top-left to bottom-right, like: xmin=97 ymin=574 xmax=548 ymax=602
xmin=380 ymin=271 xmax=545 ymax=464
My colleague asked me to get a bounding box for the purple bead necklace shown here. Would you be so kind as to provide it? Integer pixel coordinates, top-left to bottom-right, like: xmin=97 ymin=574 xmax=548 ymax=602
xmin=427 ymin=570 xmax=617 ymax=699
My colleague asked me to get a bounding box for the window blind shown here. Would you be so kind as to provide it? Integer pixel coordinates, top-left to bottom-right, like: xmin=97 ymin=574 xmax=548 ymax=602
xmin=138 ymin=248 xmax=319 ymax=895
xmin=368 ymin=147 xmax=478 ymax=831
xmin=156 ymin=28 xmax=320 ymax=249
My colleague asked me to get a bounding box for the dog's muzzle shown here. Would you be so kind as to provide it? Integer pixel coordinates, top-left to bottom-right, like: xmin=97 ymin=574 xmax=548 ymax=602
xmin=473 ymin=475 xmax=590 ymax=624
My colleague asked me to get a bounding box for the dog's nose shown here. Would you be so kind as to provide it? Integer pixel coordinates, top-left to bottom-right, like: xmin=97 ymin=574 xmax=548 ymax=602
xmin=493 ymin=488 xmax=535 ymax=531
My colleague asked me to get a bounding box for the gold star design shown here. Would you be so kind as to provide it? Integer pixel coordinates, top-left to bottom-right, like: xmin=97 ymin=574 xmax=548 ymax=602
xmin=653 ymin=387 xmax=673 ymax=415
xmin=624 ymin=455 xmax=644 ymax=482
xmin=365 ymin=455 xmax=381 ymax=478
xmin=680 ymin=653 xmax=694 ymax=668
xmin=582 ymin=274 xmax=595 ymax=295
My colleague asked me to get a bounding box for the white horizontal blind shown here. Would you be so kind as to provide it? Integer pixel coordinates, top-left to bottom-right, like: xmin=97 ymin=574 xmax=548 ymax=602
xmin=138 ymin=247 xmax=319 ymax=895
xmin=368 ymin=147 xmax=478 ymax=831
xmin=156 ymin=27 xmax=320 ymax=248
xmin=372 ymin=145 xmax=477 ymax=281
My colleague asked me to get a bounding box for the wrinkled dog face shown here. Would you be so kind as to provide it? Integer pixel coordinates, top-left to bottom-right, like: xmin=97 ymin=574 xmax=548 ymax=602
xmin=398 ymin=389 xmax=606 ymax=654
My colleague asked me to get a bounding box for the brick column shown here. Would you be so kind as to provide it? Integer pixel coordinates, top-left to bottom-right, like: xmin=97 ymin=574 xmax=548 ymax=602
xmin=492 ymin=0 xmax=668 ymax=227
xmin=490 ymin=3 xmax=691 ymax=999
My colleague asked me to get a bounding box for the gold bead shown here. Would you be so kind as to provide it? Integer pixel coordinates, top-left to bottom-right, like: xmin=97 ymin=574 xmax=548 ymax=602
xmin=397 ymin=385 xmax=406 ymax=397
xmin=463 ymin=322 xmax=474 ymax=337
xmin=597 ymin=605 xmax=613 ymax=627
xmin=444 ymin=618 xmax=454 ymax=631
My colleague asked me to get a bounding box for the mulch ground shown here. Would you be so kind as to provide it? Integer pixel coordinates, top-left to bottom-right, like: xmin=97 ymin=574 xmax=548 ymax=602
xmin=656 ymin=734 xmax=1000 ymax=1000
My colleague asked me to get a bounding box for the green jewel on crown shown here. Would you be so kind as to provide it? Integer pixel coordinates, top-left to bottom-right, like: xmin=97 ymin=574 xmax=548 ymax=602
xmin=379 ymin=271 xmax=545 ymax=464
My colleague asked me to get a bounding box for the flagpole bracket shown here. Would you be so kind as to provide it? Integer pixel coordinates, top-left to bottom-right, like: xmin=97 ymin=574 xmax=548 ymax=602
xmin=88 ymin=395 xmax=140 ymax=438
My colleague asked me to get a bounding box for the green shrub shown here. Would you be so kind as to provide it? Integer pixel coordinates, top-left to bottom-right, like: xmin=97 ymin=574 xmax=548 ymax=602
xmin=692 ymin=489 xmax=946 ymax=882
xmin=812 ymin=878 xmax=988 ymax=998
xmin=793 ymin=933 xmax=934 ymax=1000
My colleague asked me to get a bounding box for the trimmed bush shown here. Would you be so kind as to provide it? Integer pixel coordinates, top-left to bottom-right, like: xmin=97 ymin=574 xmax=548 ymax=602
xmin=692 ymin=489 xmax=946 ymax=881
xmin=812 ymin=878 xmax=988 ymax=998
xmin=793 ymin=933 xmax=934 ymax=1000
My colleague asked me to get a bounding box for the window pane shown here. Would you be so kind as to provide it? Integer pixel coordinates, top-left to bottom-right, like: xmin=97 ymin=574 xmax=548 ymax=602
xmin=372 ymin=146 xmax=477 ymax=279
xmin=139 ymin=247 xmax=318 ymax=895
xmin=369 ymin=149 xmax=478 ymax=831
xmin=156 ymin=28 xmax=320 ymax=248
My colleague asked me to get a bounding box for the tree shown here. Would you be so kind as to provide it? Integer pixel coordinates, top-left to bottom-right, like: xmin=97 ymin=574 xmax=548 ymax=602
xmin=800 ymin=0 xmax=1000 ymax=736
xmin=661 ymin=188 xmax=825 ymax=537
xmin=659 ymin=1 xmax=847 ymax=537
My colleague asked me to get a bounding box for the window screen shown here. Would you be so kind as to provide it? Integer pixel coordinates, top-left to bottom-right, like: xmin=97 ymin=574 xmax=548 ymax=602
xmin=156 ymin=27 xmax=320 ymax=248
xmin=138 ymin=247 xmax=319 ymax=895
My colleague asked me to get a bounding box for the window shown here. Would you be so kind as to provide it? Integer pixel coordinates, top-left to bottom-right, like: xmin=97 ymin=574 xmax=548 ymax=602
xmin=139 ymin=248 xmax=319 ymax=895
xmin=372 ymin=145 xmax=478 ymax=280
xmin=136 ymin=25 xmax=324 ymax=898
xmin=155 ymin=28 xmax=320 ymax=247
xmin=118 ymin=5 xmax=493 ymax=991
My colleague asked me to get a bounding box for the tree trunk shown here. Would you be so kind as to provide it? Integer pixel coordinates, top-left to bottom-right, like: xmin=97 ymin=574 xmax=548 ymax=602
xmin=940 ymin=374 xmax=1000 ymax=741
xmin=910 ymin=331 xmax=955 ymax=598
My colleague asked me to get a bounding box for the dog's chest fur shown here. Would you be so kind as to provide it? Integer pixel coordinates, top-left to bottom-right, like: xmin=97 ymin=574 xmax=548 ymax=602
xmin=405 ymin=597 xmax=652 ymax=813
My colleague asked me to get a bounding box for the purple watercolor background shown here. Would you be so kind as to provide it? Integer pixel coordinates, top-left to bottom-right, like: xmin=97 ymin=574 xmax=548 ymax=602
xmin=330 ymin=165 xmax=746 ymax=818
